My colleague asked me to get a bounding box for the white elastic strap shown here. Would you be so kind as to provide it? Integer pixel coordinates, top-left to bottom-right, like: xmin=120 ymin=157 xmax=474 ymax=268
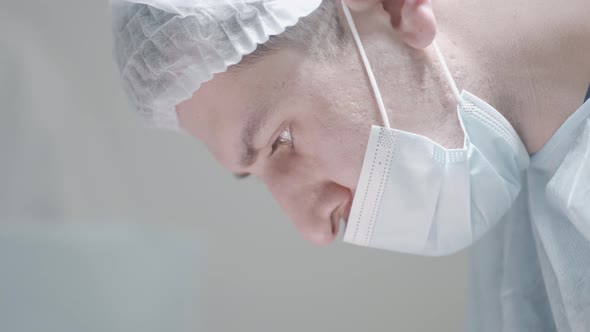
xmin=432 ymin=41 xmax=462 ymax=104
xmin=342 ymin=1 xmax=391 ymax=129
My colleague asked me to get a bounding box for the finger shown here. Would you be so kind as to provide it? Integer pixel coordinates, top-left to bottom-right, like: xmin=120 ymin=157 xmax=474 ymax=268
xmin=382 ymin=0 xmax=404 ymax=28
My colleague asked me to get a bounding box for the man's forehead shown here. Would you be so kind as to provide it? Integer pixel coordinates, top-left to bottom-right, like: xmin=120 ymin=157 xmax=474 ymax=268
xmin=179 ymin=77 xmax=269 ymax=169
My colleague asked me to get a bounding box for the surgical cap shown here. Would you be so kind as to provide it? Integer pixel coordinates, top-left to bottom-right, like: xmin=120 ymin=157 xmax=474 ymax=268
xmin=111 ymin=0 xmax=323 ymax=129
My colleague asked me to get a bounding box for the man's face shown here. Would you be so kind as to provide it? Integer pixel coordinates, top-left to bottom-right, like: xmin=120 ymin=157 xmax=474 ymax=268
xmin=176 ymin=48 xmax=381 ymax=245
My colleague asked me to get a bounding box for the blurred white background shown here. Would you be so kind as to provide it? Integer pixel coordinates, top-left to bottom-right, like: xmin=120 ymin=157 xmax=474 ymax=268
xmin=0 ymin=1 xmax=468 ymax=331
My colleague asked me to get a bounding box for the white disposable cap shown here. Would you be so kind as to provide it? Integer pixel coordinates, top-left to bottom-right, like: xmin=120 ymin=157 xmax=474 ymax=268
xmin=111 ymin=0 xmax=322 ymax=129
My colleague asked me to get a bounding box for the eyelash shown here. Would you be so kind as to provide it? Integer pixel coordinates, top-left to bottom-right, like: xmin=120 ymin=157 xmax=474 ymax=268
xmin=270 ymin=126 xmax=293 ymax=156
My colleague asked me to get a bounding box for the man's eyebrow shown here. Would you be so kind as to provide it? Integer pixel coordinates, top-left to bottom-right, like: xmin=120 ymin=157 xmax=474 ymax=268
xmin=239 ymin=101 xmax=277 ymax=169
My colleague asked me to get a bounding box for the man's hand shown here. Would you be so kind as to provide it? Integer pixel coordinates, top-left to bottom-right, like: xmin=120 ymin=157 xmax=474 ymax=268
xmin=342 ymin=0 xmax=437 ymax=49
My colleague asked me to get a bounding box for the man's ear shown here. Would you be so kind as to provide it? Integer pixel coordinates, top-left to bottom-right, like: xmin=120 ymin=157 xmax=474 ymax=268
xmin=343 ymin=0 xmax=437 ymax=49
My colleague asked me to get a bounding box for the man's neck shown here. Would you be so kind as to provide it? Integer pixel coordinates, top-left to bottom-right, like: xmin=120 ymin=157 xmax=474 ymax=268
xmin=436 ymin=0 xmax=590 ymax=153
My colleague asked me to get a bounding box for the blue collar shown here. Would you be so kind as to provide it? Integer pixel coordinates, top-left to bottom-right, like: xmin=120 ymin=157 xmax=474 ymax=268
xmin=585 ymin=84 xmax=590 ymax=102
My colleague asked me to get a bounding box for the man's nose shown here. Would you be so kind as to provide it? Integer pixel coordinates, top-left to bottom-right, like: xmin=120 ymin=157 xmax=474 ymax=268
xmin=262 ymin=166 xmax=350 ymax=246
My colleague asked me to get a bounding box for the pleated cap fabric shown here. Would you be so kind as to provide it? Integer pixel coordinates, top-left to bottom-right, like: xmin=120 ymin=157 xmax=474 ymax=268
xmin=111 ymin=0 xmax=322 ymax=129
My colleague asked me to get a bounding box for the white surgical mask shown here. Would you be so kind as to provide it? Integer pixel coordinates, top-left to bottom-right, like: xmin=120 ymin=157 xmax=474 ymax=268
xmin=341 ymin=2 xmax=530 ymax=256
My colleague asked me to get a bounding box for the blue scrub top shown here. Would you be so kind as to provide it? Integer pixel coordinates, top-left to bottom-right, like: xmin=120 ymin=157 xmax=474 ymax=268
xmin=468 ymin=83 xmax=590 ymax=332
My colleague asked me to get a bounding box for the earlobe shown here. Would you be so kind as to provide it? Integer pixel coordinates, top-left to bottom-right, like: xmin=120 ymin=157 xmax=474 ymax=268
xmin=396 ymin=0 xmax=437 ymax=49
xmin=344 ymin=0 xmax=437 ymax=49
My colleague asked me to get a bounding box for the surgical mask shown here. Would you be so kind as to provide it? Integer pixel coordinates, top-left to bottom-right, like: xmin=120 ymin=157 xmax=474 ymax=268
xmin=341 ymin=2 xmax=530 ymax=256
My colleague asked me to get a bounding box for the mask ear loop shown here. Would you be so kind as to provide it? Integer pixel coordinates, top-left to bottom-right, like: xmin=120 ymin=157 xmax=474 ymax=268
xmin=432 ymin=41 xmax=463 ymax=105
xmin=342 ymin=1 xmax=463 ymax=120
xmin=433 ymin=40 xmax=468 ymax=147
xmin=342 ymin=1 xmax=392 ymax=129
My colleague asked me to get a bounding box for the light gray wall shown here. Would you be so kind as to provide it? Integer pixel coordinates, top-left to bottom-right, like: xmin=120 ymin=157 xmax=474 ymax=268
xmin=0 ymin=1 xmax=468 ymax=331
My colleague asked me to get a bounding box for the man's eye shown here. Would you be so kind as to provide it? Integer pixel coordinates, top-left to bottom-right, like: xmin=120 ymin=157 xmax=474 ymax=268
xmin=271 ymin=127 xmax=293 ymax=155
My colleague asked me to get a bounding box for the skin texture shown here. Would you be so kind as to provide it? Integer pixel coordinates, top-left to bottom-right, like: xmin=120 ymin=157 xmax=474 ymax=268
xmin=176 ymin=0 xmax=590 ymax=245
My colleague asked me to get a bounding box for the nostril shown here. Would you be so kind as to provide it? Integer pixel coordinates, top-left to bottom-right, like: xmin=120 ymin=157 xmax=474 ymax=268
xmin=328 ymin=195 xmax=353 ymax=238
xmin=330 ymin=209 xmax=340 ymax=237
